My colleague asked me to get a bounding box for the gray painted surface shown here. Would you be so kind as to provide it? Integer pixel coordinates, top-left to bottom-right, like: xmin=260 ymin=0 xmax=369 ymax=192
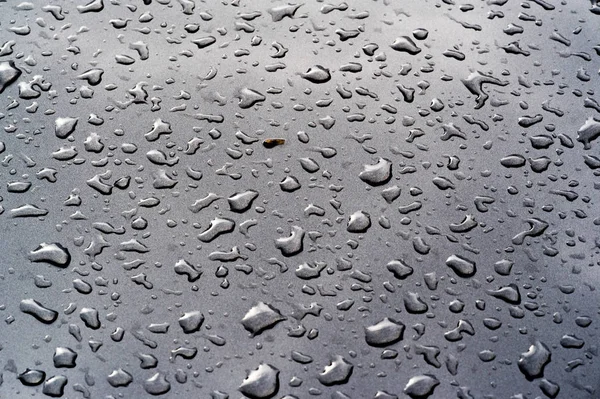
xmin=0 ymin=0 xmax=599 ymax=398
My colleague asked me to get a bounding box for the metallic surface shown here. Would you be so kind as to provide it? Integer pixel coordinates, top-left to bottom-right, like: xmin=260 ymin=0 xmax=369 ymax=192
xmin=0 ymin=0 xmax=599 ymax=398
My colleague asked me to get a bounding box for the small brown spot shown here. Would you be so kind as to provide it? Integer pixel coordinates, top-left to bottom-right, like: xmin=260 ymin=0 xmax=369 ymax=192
xmin=263 ymin=138 xmax=285 ymax=148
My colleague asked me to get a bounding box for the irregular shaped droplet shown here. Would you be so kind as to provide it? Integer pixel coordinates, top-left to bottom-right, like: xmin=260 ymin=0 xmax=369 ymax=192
xmin=280 ymin=176 xmax=301 ymax=192
xmin=10 ymin=204 xmax=49 ymax=218
xmin=583 ymin=154 xmax=600 ymax=169
xmin=192 ymin=36 xmax=216 ymax=49
xmin=295 ymin=261 xmax=327 ymax=279
xmin=449 ymin=215 xmax=477 ymax=233
xmin=80 ymin=307 xmax=101 ymax=329
xmin=529 ymin=134 xmax=554 ymax=149
xmin=539 ymin=379 xmax=560 ymax=398
xmin=387 ymin=259 xmax=413 ymax=279
xmin=152 ymin=169 xmax=177 ymax=189
xmin=275 ymin=226 xmax=305 ymax=257
xmin=512 ymin=218 xmax=548 ymax=245
xmin=404 ymin=374 xmax=440 ymax=398
xmin=144 ymin=372 xmax=171 ymax=396
xmin=0 ymin=60 xmax=21 ymax=94
xmin=239 ymin=363 xmax=280 ymax=398
xmin=115 ymin=54 xmax=135 ymax=65
xmin=52 ymin=146 xmax=78 ymax=161
xmin=107 ymin=369 xmax=133 ymax=387
xmin=18 ymin=369 xmax=46 ymax=386
xmin=412 ymin=28 xmax=429 ymax=40
xmin=347 ymin=211 xmax=371 ymax=233
xmin=461 ymin=71 xmax=509 ymax=109
xmin=359 ymin=158 xmax=392 ymax=186
xmin=237 ymin=88 xmax=266 ymax=108
xmin=42 ymin=375 xmax=68 ymax=398
xmin=20 ymin=299 xmax=58 ymax=324
xmin=576 ymin=117 xmax=600 ymax=149
xmin=390 ymin=36 xmax=421 ymax=54
xmin=7 ymin=181 xmax=31 ymax=193
xmin=228 ymin=190 xmax=259 ymax=213
xmin=242 ymin=302 xmax=286 ymax=336
xmin=529 ymin=156 xmax=551 ymax=173
xmin=77 ymin=68 xmax=104 ymax=85
xmin=487 ymin=284 xmax=521 ymax=304
xmin=136 ymin=353 xmax=158 ymax=369
xmin=145 ymin=119 xmax=172 ymax=142
xmin=494 ymin=259 xmax=514 ymax=276
xmin=445 ymin=254 xmax=476 ymax=277
xmin=301 ymin=65 xmax=331 ymax=84
xmin=146 ymin=150 xmax=178 ymax=166
xmin=440 ymin=123 xmax=466 ymax=140
xmin=198 ymin=218 xmax=235 ymax=242
xmin=174 ymin=259 xmax=202 ymax=282
xmin=432 ymin=176 xmax=455 ymax=190
xmin=318 ymin=355 xmax=353 ymax=386
xmin=374 ymin=391 xmax=398 ymax=399
xmin=179 ymin=310 xmax=204 ymax=334
xmin=53 ymin=347 xmax=77 ymax=368
xmin=87 ymin=173 xmax=113 ymax=195
xmin=189 ymin=193 xmax=221 ymax=213
xmin=518 ymin=114 xmax=543 ymax=128
xmin=518 ymin=341 xmax=551 ymax=380
xmin=54 ymin=117 xmax=78 ymax=139
xmin=404 ymin=292 xmax=428 ymax=314
xmin=382 ymin=186 xmax=401 ymax=204
xmin=268 ymin=3 xmax=302 ymax=22
xmin=500 ymin=154 xmax=526 ymax=168
xmin=365 ymin=318 xmax=405 ymax=347
xmin=298 ymin=157 xmax=320 ymax=173
xmin=560 ymin=334 xmax=584 ymax=349
xmin=28 ymin=243 xmax=71 ymax=267
xmin=501 ymin=41 xmax=530 ymax=56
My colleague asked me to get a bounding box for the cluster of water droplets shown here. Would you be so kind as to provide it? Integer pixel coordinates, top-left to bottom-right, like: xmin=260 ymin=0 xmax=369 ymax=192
xmin=0 ymin=0 xmax=599 ymax=398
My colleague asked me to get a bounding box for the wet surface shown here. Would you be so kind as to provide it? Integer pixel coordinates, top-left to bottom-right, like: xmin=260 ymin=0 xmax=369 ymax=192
xmin=0 ymin=0 xmax=599 ymax=398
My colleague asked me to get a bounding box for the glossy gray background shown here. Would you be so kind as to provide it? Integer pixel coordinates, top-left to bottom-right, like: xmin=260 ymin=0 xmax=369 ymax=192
xmin=0 ymin=0 xmax=599 ymax=398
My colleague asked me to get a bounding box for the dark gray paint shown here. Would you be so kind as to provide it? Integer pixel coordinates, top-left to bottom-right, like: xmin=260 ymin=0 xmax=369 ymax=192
xmin=0 ymin=0 xmax=599 ymax=398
